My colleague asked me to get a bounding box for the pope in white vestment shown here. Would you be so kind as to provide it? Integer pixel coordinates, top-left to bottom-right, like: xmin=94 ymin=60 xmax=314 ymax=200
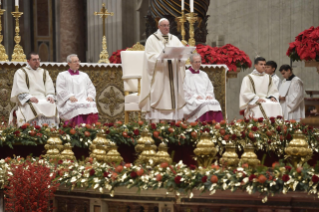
xmin=139 ymin=18 xmax=186 ymax=121
xmin=9 ymin=53 xmax=58 ymax=127
xmin=183 ymin=54 xmax=223 ymax=122
xmin=279 ymin=65 xmax=305 ymax=121
xmin=56 ymin=54 xmax=98 ymax=125
xmin=239 ymin=57 xmax=283 ymax=119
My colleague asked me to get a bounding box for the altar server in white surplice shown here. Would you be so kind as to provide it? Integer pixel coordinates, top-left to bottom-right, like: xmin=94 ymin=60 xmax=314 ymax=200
xmin=183 ymin=54 xmax=223 ymax=122
xmin=239 ymin=57 xmax=283 ymax=119
xmin=9 ymin=52 xmax=58 ymax=127
xmin=139 ymin=18 xmax=186 ymax=121
xmin=265 ymin=60 xmax=281 ymax=90
xmin=279 ymin=65 xmax=305 ymax=121
xmin=56 ymin=54 xmax=98 ymax=126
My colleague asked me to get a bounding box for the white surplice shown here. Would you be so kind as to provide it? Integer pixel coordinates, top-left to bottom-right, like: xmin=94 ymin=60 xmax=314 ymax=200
xmin=139 ymin=29 xmax=186 ymax=120
xmin=280 ymin=76 xmax=305 ymax=121
xmin=9 ymin=64 xmax=58 ymax=127
xmin=183 ymin=69 xmax=222 ymax=122
xmin=56 ymin=70 xmax=98 ymax=121
xmin=272 ymin=73 xmax=281 ymax=91
xmin=239 ymin=69 xmax=283 ymax=119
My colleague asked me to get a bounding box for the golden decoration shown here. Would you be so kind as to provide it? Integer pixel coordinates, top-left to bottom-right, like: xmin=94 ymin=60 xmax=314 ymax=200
xmin=219 ymin=142 xmax=239 ymax=167
xmin=90 ymin=133 xmax=110 ymax=162
xmin=44 ymin=133 xmax=64 ymax=159
xmin=193 ymin=132 xmax=217 ymax=167
xmin=239 ymin=143 xmax=260 ymax=168
xmin=135 ymin=128 xmax=156 ymax=153
xmin=186 ymin=12 xmax=198 ymax=47
xmin=94 ymin=3 xmax=114 ymax=63
xmin=0 ymin=6 xmax=8 ymax=61
xmin=60 ymin=143 xmax=75 ymax=160
xmin=284 ymin=130 xmax=312 ymax=168
xmin=136 ymin=141 xmax=157 ymax=166
xmin=11 ymin=6 xmax=26 ymax=62
xmin=127 ymin=42 xmax=145 ymax=51
xmin=176 ymin=10 xmax=187 ymax=46
xmin=105 ymin=142 xmax=123 ymax=164
xmin=155 ymin=142 xmax=172 ymax=165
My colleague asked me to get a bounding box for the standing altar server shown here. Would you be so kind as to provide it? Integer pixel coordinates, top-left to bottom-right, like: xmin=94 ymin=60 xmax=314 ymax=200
xmin=139 ymin=18 xmax=186 ymax=121
xmin=265 ymin=60 xmax=281 ymax=90
xmin=279 ymin=65 xmax=305 ymax=121
xmin=56 ymin=54 xmax=98 ymax=125
xmin=239 ymin=57 xmax=283 ymax=119
xmin=9 ymin=52 xmax=58 ymax=127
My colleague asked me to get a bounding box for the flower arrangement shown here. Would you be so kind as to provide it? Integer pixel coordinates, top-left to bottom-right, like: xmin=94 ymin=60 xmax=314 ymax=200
xmin=286 ymin=26 xmax=319 ymax=62
xmin=109 ymin=48 xmax=127 ymax=64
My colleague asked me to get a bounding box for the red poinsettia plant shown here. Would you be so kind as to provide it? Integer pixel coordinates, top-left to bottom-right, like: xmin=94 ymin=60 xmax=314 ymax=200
xmin=287 ymin=26 xmax=319 ymax=62
xmin=109 ymin=48 xmax=127 ymax=64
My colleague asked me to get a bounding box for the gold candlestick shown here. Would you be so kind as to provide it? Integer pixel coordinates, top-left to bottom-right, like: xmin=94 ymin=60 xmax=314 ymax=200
xmin=11 ymin=6 xmax=26 ymax=62
xmin=0 ymin=6 xmax=8 ymax=61
xmin=94 ymin=3 xmax=114 ymax=64
xmin=176 ymin=10 xmax=187 ymax=46
xmin=186 ymin=12 xmax=198 ymax=47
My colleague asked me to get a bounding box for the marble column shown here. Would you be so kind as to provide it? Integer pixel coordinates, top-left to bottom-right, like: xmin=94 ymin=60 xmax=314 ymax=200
xmin=59 ymin=0 xmax=86 ymax=62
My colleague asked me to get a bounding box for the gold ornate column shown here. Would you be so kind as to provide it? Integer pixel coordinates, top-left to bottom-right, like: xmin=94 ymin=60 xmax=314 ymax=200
xmin=11 ymin=6 xmax=26 ymax=62
xmin=0 ymin=6 xmax=8 ymax=61
xmin=186 ymin=12 xmax=198 ymax=46
xmin=176 ymin=10 xmax=187 ymax=46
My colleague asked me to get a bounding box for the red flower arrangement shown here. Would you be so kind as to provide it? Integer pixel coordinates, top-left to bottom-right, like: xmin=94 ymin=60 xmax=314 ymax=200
xmin=109 ymin=48 xmax=127 ymax=64
xmin=286 ymin=26 xmax=319 ymax=61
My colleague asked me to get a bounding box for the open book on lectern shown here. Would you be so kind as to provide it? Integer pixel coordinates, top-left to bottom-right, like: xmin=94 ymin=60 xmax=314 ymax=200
xmin=158 ymin=46 xmax=196 ymax=60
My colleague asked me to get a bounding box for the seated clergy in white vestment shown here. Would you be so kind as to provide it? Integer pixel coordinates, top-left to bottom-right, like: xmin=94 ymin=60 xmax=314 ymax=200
xmin=239 ymin=57 xmax=283 ymax=119
xmin=139 ymin=18 xmax=186 ymax=121
xmin=183 ymin=54 xmax=223 ymax=122
xmin=9 ymin=52 xmax=58 ymax=127
xmin=279 ymin=65 xmax=305 ymax=121
xmin=56 ymin=54 xmax=98 ymax=126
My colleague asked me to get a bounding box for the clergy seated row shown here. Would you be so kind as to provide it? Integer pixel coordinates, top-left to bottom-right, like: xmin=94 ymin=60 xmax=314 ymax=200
xmin=9 ymin=53 xmax=98 ymax=127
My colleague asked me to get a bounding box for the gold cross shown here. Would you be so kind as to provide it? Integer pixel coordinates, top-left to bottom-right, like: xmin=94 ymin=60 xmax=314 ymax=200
xmin=94 ymin=3 xmax=114 ymax=37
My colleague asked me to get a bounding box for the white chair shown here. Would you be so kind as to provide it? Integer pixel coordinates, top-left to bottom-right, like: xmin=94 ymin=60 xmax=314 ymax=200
xmin=121 ymin=43 xmax=145 ymax=123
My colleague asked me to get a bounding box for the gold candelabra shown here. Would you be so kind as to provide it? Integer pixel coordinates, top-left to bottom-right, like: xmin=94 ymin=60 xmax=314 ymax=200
xmin=186 ymin=12 xmax=198 ymax=46
xmin=11 ymin=6 xmax=26 ymax=62
xmin=176 ymin=10 xmax=187 ymax=46
xmin=94 ymin=3 xmax=114 ymax=63
xmin=0 ymin=6 xmax=8 ymax=61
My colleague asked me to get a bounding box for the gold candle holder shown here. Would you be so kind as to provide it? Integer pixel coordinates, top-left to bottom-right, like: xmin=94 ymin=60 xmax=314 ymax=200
xmin=176 ymin=10 xmax=187 ymax=46
xmin=0 ymin=6 xmax=8 ymax=61
xmin=186 ymin=12 xmax=198 ymax=47
xmin=94 ymin=3 xmax=114 ymax=64
xmin=11 ymin=6 xmax=26 ymax=62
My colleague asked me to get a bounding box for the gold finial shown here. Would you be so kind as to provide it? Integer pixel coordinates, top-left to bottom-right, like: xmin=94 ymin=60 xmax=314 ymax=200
xmin=11 ymin=6 xmax=26 ymax=62
xmin=94 ymin=3 xmax=114 ymax=63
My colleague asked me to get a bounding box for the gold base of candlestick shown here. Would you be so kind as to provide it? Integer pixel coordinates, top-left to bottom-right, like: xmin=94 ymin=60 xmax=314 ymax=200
xmin=11 ymin=43 xmax=26 ymax=62
xmin=98 ymin=35 xmax=110 ymax=63
xmin=0 ymin=44 xmax=8 ymax=61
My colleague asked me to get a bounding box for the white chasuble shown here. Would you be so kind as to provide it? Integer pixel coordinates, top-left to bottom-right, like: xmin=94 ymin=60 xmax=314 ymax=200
xmin=183 ymin=69 xmax=222 ymax=122
xmin=239 ymin=69 xmax=282 ymax=119
xmin=9 ymin=65 xmax=58 ymax=127
xmin=56 ymin=71 xmax=98 ymax=121
xmin=139 ymin=29 xmax=186 ymax=120
xmin=280 ymin=76 xmax=305 ymax=121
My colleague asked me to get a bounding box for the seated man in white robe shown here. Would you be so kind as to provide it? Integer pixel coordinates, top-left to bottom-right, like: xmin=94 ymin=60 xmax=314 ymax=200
xmin=239 ymin=57 xmax=283 ymax=119
xmin=279 ymin=65 xmax=305 ymax=121
xmin=139 ymin=18 xmax=186 ymax=122
xmin=56 ymin=54 xmax=98 ymax=126
xmin=265 ymin=60 xmax=281 ymax=90
xmin=183 ymin=54 xmax=223 ymax=122
xmin=9 ymin=52 xmax=58 ymax=127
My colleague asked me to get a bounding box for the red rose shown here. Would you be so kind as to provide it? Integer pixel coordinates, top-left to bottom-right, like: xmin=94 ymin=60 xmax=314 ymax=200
xmin=133 ymin=129 xmax=139 ymax=136
xmin=312 ymin=175 xmax=319 ymax=183
xmin=105 ymin=129 xmax=110 ymax=134
xmin=20 ymin=124 xmax=27 ymax=130
xmin=285 ymin=166 xmax=292 ymax=172
xmin=286 ymin=134 xmax=292 ymax=140
xmin=251 ymin=126 xmax=258 ymax=132
xmin=90 ymin=169 xmax=95 ymax=176
xmin=189 ymin=165 xmax=196 ymax=170
xmin=276 ymin=126 xmax=281 ymax=132
xmin=35 ymin=125 xmax=41 ymax=130
xmin=58 ymin=160 xmax=63 ymax=164
xmin=241 ymin=131 xmax=246 ymax=138
xmin=203 ymin=128 xmax=210 ymax=133
xmin=201 ymin=176 xmax=208 ymax=183
xmin=151 ymin=123 xmax=156 ymax=130
xmin=244 ymin=118 xmax=250 ymax=123
xmin=174 ymin=176 xmax=182 ymax=184
xmin=130 ymin=171 xmax=137 ymax=178
xmin=170 ymin=122 xmax=175 ymax=127
xmin=258 ymin=117 xmax=264 ymax=123
xmin=109 ymin=123 xmax=114 ymax=127
xmin=13 ymin=130 xmax=20 ymax=136
xmin=103 ymin=123 xmax=109 ymax=127
xmin=231 ymin=134 xmax=237 ymax=140
xmin=103 ymin=172 xmax=109 ymax=177
xmin=270 ymin=117 xmax=275 ymax=124
xmin=303 ymin=129 xmax=308 ymax=134
xmin=201 ymin=121 xmax=207 ymax=126
xmin=282 ymin=174 xmax=290 ymax=182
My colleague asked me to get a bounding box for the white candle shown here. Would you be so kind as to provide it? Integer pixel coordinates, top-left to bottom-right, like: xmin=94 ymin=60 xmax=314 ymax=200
xmin=15 ymin=0 xmax=19 ymax=6
xmin=190 ymin=0 xmax=194 ymax=12
xmin=181 ymin=0 xmax=184 ymax=10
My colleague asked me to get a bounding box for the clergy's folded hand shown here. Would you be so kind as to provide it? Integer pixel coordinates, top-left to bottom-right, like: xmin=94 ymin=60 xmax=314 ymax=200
xmin=206 ymin=96 xmax=214 ymax=100
xmin=196 ymin=96 xmax=204 ymax=100
xmin=30 ymin=97 xmax=38 ymax=103
xmin=70 ymin=96 xmax=78 ymax=103
xmin=47 ymin=97 xmax=55 ymax=103
xmin=257 ymin=98 xmax=266 ymax=103
xmin=86 ymin=97 xmax=94 ymax=102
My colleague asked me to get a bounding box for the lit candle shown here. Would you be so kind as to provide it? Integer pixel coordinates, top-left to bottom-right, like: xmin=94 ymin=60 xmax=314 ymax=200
xmin=15 ymin=0 xmax=19 ymax=6
xmin=181 ymin=0 xmax=184 ymax=10
xmin=190 ymin=0 xmax=194 ymax=12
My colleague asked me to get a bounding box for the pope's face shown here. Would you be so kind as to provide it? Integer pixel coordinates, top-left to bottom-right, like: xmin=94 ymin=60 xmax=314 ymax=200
xmin=191 ymin=56 xmax=201 ymax=70
xmin=265 ymin=65 xmax=275 ymax=75
xmin=254 ymin=61 xmax=266 ymax=73
xmin=27 ymin=54 xmax=40 ymax=70
xmin=68 ymin=56 xmax=80 ymax=71
xmin=158 ymin=20 xmax=170 ymax=35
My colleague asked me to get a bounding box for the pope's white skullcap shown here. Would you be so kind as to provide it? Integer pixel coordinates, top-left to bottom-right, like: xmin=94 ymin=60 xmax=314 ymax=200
xmin=158 ymin=18 xmax=169 ymax=25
